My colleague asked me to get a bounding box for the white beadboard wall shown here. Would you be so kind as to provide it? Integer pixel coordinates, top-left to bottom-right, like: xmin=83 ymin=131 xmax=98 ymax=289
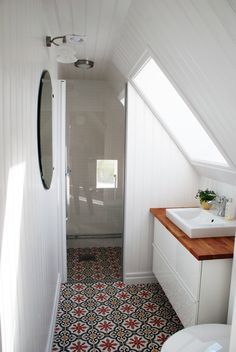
xmin=0 ymin=0 xmax=61 ymax=351
xmin=123 ymin=84 xmax=199 ymax=283
xmin=107 ymin=62 xmax=126 ymax=98
xmin=199 ymin=177 xmax=236 ymax=219
xmin=112 ymin=0 xmax=236 ymax=183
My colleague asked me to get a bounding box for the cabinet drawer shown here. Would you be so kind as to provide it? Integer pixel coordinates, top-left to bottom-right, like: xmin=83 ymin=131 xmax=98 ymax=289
xmin=154 ymin=219 xmax=201 ymax=300
xmin=154 ymin=218 xmax=175 ymax=256
xmin=153 ymin=244 xmax=198 ymax=327
xmin=198 ymin=259 xmax=232 ymax=324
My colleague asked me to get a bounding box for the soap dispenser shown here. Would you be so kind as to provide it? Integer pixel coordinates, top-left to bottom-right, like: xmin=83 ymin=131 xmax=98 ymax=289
xmin=225 ymin=198 xmax=234 ymax=220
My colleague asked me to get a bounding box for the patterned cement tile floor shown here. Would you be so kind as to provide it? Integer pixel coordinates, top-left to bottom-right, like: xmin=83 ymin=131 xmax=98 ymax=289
xmin=52 ymin=247 xmax=183 ymax=351
xmin=52 ymin=281 xmax=183 ymax=351
xmin=67 ymin=247 xmax=122 ymax=283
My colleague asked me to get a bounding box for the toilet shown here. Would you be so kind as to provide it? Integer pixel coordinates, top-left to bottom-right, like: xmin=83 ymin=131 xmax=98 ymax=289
xmin=161 ymin=324 xmax=231 ymax=351
xmin=162 ymin=243 xmax=236 ymax=352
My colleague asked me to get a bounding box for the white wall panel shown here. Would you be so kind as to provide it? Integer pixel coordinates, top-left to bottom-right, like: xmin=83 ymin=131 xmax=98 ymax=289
xmin=112 ymin=0 xmax=236 ymax=182
xmin=199 ymin=177 xmax=236 ymax=218
xmin=124 ymin=84 xmax=199 ymax=283
xmin=107 ymin=62 xmax=126 ymax=97
xmin=0 ymin=0 xmax=61 ymax=351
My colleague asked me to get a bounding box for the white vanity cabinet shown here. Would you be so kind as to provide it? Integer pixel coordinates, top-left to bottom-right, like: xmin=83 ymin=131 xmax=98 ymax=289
xmin=152 ymin=218 xmax=232 ymax=327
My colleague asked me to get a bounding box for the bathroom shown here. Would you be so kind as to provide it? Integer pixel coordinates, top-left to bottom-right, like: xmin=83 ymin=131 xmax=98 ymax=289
xmin=1 ymin=0 xmax=236 ymax=351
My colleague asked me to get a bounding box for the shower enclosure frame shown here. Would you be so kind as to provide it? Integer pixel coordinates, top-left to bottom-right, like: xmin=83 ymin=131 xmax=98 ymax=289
xmin=56 ymin=79 xmax=67 ymax=283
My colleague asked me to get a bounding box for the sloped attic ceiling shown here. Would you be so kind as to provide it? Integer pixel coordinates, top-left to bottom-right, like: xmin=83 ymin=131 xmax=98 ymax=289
xmin=112 ymin=0 xmax=236 ymax=184
xmin=43 ymin=0 xmax=131 ymax=80
xmin=44 ymin=0 xmax=236 ymax=184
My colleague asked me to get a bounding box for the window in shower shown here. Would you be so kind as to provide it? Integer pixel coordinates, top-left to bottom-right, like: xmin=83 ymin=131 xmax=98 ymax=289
xmin=96 ymin=160 xmax=118 ymax=189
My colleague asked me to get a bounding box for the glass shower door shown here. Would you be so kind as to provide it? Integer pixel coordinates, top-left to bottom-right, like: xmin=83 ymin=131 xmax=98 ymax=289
xmin=65 ymin=81 xmax=125 ymax=239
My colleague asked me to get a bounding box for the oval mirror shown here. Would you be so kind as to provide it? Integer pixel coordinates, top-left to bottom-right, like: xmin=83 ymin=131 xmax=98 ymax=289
xmin=37 ymin=70 xmax=53 ymax=189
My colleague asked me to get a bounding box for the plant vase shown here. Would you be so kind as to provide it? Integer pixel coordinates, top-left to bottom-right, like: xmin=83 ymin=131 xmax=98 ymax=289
xmin=200 ymin=201 xmax=211 ymax=210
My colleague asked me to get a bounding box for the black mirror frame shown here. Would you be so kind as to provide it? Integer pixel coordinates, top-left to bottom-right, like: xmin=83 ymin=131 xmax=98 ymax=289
xmin=37 ymin=70 xmax=54 ymax=190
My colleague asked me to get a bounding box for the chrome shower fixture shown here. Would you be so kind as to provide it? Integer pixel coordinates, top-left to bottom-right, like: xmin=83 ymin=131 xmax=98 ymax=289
xmin=46 ymin=34 xmax=94 ymax=67
xmin=46 ymin=34 xmax=86 ymax=47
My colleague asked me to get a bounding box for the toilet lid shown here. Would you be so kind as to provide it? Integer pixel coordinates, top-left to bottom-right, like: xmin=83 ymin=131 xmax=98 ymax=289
xmin=161 ymin=324 xmax=231 ymax=352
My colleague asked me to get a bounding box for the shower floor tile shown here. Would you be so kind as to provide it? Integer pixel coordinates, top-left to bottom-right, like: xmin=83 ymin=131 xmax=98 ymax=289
xmin=67 ymin=247 xmax=122 ymax=283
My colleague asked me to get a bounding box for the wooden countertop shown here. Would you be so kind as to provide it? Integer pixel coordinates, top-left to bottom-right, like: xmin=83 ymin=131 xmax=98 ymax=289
xmin=150 ymin=208 xmax=234 ymax=261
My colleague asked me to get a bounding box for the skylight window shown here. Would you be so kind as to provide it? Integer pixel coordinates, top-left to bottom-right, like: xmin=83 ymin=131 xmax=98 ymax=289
xmin=132 ymin=57 xmax=229 ymax=167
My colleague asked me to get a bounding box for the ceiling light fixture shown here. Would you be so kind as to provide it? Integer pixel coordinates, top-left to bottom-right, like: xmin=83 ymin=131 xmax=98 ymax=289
xmin=74 ymin=59 xmax=94 ymax=69
xmin=46 ymin=34 xmax=87 ymax=64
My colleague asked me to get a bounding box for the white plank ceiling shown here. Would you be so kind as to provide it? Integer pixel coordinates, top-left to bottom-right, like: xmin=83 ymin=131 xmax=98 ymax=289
xmin=43 ymin=0 xmax=131 ymax=80
xmin=42 ymin=0 xmax=236 ymax=182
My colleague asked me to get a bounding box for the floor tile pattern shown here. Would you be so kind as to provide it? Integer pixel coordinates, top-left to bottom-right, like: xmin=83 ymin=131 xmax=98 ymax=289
xmin=67 ymin=247 xmax=122 ymax=283
xmin=52 ymin=281 xmax=183 ymax=351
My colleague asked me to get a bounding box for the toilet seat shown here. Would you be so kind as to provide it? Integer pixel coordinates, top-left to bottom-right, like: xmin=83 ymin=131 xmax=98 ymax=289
xmin=161 ymin=324 xmax=231 ymax=352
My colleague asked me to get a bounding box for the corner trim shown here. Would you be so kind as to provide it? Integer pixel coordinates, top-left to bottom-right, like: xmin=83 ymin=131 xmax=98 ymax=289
xmin=45 ymin=273 xmax=61 ymax=352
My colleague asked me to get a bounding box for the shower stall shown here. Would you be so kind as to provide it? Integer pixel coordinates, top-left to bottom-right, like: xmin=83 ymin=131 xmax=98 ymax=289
xmin=65 ymin=80 xmax=125 ymax=249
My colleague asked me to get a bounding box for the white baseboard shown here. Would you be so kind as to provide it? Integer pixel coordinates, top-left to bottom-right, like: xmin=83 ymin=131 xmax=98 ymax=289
xmin=45 ymin=273 xmax=61 ymax=352
xmin=124 ymin=271 xmax=157 ymax=284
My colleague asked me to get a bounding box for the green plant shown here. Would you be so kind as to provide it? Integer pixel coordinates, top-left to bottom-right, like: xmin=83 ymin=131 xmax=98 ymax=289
xmin=195 ymin=189 xmax=216 ymax=203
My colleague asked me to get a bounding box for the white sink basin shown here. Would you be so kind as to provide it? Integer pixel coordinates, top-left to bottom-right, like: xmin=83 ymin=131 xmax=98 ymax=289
xmin=166 ymin=208 xmax=236 ymax=238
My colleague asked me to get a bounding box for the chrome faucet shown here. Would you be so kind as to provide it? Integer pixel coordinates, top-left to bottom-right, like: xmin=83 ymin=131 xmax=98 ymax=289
xmin=208 ymin=196 xmax=228 ymax=217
